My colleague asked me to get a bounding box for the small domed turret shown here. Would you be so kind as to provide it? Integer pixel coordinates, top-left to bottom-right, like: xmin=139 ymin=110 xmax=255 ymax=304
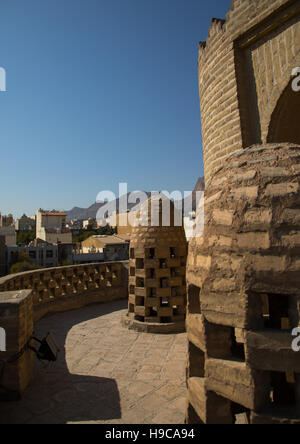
xmin=123 ymin=194 xmax=187 ymax=333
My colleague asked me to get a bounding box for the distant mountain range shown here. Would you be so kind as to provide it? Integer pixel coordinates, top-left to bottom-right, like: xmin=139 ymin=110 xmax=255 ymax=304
xmin=66 ymin=192 xmax=151 ymax=221
xmin=66 ymin=178 xmax=205 ymax=221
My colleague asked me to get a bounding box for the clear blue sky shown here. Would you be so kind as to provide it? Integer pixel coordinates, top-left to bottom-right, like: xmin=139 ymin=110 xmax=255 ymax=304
xmin=0 ymin=0 xmax=231 ymax=218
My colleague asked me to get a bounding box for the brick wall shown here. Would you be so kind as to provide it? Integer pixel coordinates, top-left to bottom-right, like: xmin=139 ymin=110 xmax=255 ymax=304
xmin=0 ymin=290 xmax=34 ymax=395
xmin=226 ymin=0 xmax=297 ymax=39
xmin=198 ymin=19 xmax=242 ymax=184
xmin=198 ymin=0 xmax=300 ymax=183
xmin=186 ymin=143 xmax=300 ymax=424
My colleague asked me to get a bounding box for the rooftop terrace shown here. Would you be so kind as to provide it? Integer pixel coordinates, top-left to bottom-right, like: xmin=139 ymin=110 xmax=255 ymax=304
xmin=0 ymin=300 xmax=187 ymax=424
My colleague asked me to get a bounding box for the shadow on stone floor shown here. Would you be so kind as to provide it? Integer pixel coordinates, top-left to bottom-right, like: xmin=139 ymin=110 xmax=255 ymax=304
xmin=0 ymin=300 xmax=128 ymax=424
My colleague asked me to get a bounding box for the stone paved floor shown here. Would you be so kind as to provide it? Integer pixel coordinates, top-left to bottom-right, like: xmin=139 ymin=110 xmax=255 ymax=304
xmin=0 ymin=300 xmax=187 ymax=424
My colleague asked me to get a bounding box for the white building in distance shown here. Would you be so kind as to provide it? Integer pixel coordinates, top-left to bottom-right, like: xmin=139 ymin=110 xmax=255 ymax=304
xmin=36 ymin=210 xmax=72 ymax=244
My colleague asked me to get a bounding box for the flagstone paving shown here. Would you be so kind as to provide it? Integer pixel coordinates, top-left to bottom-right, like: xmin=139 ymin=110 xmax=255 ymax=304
xmin=0 ymin=300 xmax=187 ymax=424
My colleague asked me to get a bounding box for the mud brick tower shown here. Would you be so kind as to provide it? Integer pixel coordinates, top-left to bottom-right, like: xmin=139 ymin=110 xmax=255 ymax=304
xmin=187 ymin=144 xmax=300 ymax=424
xmin=123 ymin=195 xmax=187 ymax=333
xmin=198 ymin=0 xmax=300 ymax=184
xmin=186 ymin=0 xmax=300 ymax=425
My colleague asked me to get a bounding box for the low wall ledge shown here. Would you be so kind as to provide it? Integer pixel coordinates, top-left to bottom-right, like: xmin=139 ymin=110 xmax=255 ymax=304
xmin=0 ymin=290 xmax=32 ymax=308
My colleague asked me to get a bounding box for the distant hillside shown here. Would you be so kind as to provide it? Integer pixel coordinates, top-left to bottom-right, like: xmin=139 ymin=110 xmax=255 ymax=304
xmin=66 ymin=178 xmax=205 ymax=221
xmin=66 ymin=192 xmax=151 ymax=221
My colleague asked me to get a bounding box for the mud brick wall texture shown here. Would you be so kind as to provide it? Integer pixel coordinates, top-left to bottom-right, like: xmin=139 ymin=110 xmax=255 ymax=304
xmin=123 ymin=196 xmax=188 ymax=333
xmin=186 ymin=143 xmax=300 ymax=424
xmin=198 ymin=0 xmax=300 ymax=183
xmin=0 ymin=262 xmax=129 ymax=323
xmin=0 ymin=291 xmax=34 ymax=394
xmin=0 ymin=261 xmax=129 ymax=394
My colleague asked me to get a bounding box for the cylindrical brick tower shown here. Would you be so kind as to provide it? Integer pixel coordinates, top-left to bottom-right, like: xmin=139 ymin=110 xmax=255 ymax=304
xmin=122 ymin=195 xmax=187 ymax=333
xmin=186 ymin=144 xmax=300 ymax=424
xmin=197 ymin=0 xmax=300 ymax=184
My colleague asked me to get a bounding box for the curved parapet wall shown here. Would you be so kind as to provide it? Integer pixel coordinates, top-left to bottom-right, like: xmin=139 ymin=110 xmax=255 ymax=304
xmin=198 ymin=0 xmax=300 ymax=183
xmin=186 ymin=143 xmax=300 ymax=424
xmin=0 ymin=261 xmax=129 ymax=322
xmin=123 ymin=196 xmax=187 ymax=333
xmin=0 ymin=261 xmax=129 ymax=395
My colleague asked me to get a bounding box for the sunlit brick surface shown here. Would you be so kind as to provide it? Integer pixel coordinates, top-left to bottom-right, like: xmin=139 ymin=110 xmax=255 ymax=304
xmin=0 ymin=300 xmax=187 ymax=424
xmin=186 ymin=144 xmax=300 ymax=424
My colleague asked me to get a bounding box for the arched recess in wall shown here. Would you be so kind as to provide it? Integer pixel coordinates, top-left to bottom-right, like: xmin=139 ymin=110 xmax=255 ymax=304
xmin=267 ymin=79 xmax=300 ymax=145
xmin=261 ymin=50 xmax=300 ymax=143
